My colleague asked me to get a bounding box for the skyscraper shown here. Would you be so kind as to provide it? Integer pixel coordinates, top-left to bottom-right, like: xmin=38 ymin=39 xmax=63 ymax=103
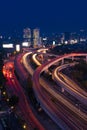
xmin=33 ymin=28 xmax=40 ymax=48
xmin=23 ymin=28 xmax=31 ymax=46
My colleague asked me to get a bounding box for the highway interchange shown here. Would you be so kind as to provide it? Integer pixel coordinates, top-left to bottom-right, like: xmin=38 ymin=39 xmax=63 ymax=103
xmin=4 ymin=48 xmax=87 ymax=130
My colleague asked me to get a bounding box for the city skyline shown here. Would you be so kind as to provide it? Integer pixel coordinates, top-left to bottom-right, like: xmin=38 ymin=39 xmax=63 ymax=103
xmin=0 ymin=0 xmax=87 ymax=35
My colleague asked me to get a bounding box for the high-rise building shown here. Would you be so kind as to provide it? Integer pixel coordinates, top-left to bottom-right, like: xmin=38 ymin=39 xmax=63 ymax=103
xmin=23 ymin=28 xmax=31 ymax=39
xmin=23 ymin=28 xmax=31 ymax=46
xmin=33 ymin=28 xmax=40 ymax=48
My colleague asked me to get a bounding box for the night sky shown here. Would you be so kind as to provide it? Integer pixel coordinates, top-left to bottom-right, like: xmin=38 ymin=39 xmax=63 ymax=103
xmin=0 ymin=0 xmax=87 ymax=34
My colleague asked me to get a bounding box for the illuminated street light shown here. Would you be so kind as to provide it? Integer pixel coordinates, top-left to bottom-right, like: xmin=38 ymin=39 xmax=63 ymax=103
xmin=7 ymin=98 xmax=9 ymax=102
xmin=23 ymin=124 xmax=26 ymax=129
xmin=10 ymin=106 xmax=14 ymax=109
xmin=3 ymin=91 xmax=6 ymax=95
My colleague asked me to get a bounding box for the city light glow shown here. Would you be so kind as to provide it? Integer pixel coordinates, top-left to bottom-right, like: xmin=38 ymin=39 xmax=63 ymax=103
xmin=2 ymin=44 xmax=13 ymax=48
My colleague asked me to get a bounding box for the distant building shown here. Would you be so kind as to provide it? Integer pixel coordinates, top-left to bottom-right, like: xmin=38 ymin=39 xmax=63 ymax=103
xmin=60 ymin=33 xmax=65 ymax=44
xmin=64 ymin=32 xmax=71 ymax=42
xmin=33 ymin=28 xmax=40 ymax=48
xmin=23 ymin=28 xmax=31 ymax=46
xmin=79 ymin=30 xmax=87 ymax=43
xmin=42 ymin=37 xmax=48 ymax=46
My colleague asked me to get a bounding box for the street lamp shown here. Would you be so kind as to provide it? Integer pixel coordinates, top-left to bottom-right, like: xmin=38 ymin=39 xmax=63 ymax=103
xmin=23 ymin=124 xmax=27 ymax=129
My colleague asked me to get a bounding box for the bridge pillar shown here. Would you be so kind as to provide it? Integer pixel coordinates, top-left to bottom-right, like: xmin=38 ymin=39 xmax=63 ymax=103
xmin=72 ymin=56 xmax=74 ymax=61
xmin=52 ymin=74 xmax=54 ymax=80
xmin=61 ymin=59 xmax=64 ymax=65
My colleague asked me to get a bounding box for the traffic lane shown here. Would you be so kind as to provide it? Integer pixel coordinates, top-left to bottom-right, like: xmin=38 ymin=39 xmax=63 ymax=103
xmin=11 ymin=71 xmax=45 ymax=130
xmin=33 ymin=68 xmax=87 ymax=129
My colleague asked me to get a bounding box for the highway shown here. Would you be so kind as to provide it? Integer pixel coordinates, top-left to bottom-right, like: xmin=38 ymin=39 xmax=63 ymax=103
xmin=22 ymin=52 xmax=61 ymax=130
xmin=19 ymin=51 xmax=87 ymax=129
xmin=22 ymin=52 xmax=34 ymax=76
xmin=31 ymin=52 xmax=87 ymax=107
xmin=15 ymin=51 xmax=63 ymax=130
xmin=53 ymin=63 xmax=87 ymax=106
xmin=5 ymin=60 xmax=45 ymax=130
xmin=31 ymin=52 xmax=87 ymax=129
